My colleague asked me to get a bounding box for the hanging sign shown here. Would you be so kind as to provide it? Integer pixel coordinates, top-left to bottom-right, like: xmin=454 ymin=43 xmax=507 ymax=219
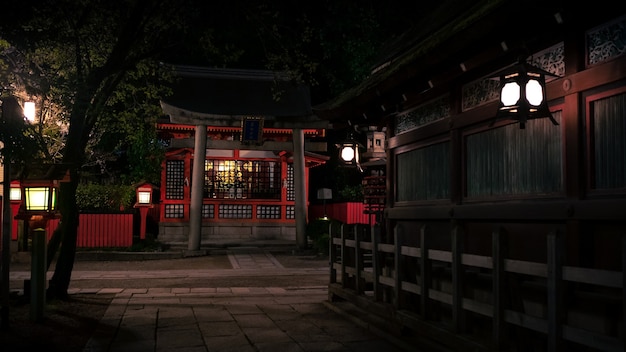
xmin=241 ymin=117 xmax=264 ymax=145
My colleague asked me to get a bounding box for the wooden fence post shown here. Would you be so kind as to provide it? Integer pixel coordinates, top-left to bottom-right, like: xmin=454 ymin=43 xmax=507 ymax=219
xmin=372 ymin=223 xmax=381 ymax=301
xmin=394 ymin=226 xmax=402 ymax=309
xmin=452 ymin=220 xmax=465 ymax=333
xmin=492 ymin=226 xmax=507 ymax=348
xmin=341 ymin=223 xmax=347 ymax=288
xmin=329 ymin=220 xmax=336 ymax=285
xmin=547 ymin=230 xmax=565 ymax=352
xmin=355 ymin=224 xmax=362 ymax=294
xmin=420 ymin=225 xmax=431 ymax=319
xmin=623 ymin=234 xmax=626 ymax=347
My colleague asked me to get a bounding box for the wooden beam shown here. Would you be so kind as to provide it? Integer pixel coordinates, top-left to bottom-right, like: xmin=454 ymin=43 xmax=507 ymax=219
xmin=161 ymin=102 xmax=330 ymax=129
xmin=170 ymin=138 xmax=327 ymax=152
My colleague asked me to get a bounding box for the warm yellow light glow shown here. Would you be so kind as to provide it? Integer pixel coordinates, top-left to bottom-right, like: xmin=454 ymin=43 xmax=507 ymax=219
xmin=137 ymin=190 xmax=151 ymax=204
xmin=341 ymin=146 xmax=355 ymax=162
xmin=23 ymin=101 xmax=36 ymax=122
xmin=500 ymin=82 xmax=520 ymax=106
xmin=525 ymin=79 xmax=544 ymax=106
xmin=10 ymin=187 xmax=21 ymax=201
xmin=24 ymin=187 xmax=52 ymax=211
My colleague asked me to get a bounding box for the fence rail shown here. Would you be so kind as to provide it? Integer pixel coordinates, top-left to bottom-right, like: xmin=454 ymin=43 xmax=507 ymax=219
xmin=328 ymin=223 xmax=624 ymax=351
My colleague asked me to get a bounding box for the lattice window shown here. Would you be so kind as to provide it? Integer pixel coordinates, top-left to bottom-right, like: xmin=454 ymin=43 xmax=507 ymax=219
xmin=587 ymin=15 xmax=626 ymax=66
xmin=286 ymin=164 xmax=295 ymax=201
xmin=164 ymin=204 xmax=184 ymax=218
xmin=257 ymin=205 xmax=281 ymax=219
xmin=165 ymin=160 xmax=185 ymax=200
xmin=204 ymin=160 xmax=281 ymax=199
xmin=286 ymin=205 xmax=295 ymax=219
xmin=395 ymin=95 xmax=450 ymax=135
xmin=219 ymin=204 xmax=252 ymax=219
xmin=202 ymin=204 xmax=215 ymax=218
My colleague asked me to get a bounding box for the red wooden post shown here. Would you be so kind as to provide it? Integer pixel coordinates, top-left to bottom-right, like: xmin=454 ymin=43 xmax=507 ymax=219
xmin=138 ymin=207 xmax=149 ymax=240
xmin=9 ymin=180 xmax=22 ymax=241
xmin=134 ymin=183 xmax=154 ymax=241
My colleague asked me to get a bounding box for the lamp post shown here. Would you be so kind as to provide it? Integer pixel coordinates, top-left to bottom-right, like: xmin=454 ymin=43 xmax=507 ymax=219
xmin=134 ymin=183 xmax=154 ymax=240
xmin=20 ymin=179 xmax=58 ymax=322
xmin=1 ymin=95 xmax=35 ymax=328
xmin=9 ymin=181 xmax=22 ymax=246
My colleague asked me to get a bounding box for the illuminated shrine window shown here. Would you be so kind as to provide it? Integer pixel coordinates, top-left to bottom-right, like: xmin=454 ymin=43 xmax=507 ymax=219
xmin=204 ymin=160 xmax=281 ymax=199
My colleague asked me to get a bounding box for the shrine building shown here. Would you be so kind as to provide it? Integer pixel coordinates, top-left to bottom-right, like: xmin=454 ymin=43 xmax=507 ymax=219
xmin=156 ymin=66 xmax=329 ymax=250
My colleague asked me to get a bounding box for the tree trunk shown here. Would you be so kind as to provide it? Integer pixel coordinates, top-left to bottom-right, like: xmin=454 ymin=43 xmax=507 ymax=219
xmin=46 ymin=226 xmax=63 ymax=271
xmin=46 ymin=178 xmax=80 ymax=300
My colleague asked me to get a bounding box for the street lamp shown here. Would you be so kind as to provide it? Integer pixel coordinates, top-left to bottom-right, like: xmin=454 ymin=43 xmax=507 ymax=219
xmin=17 ymin=178 xmax=59 ymax=322
xmin=491 ymin=59 xmax=559 ymax=129
xmin=23 ymin=181 xmax=57 ymax=214
xmin=134 ymin=183 xmax=154 ymax=240
xmin=23 ymin=101 xmax=36 ymax=122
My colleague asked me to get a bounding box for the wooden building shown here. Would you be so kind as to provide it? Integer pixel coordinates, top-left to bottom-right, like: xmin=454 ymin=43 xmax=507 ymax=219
xmin=315 ymin=1 xmax=625 ymax=351
xmin=157 ymin=66 xmax=328 ymax=249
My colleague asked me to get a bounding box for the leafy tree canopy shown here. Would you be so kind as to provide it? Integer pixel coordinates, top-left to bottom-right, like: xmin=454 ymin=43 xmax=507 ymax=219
xmin=0 ymin=0 xmax=425 ymax=298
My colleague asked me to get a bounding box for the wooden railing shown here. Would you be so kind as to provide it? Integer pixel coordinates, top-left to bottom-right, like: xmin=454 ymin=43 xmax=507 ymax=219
xmin=309 ymin=202 xmax=376 ymax=224
xmin=328 ymin=223 xmax=624 ymax=351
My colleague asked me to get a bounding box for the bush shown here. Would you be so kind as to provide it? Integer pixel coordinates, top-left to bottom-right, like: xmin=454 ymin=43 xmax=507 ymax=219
xmin=76 ymin=183 xmax=135 ymax=212
xmin=306 ymin=217 xmax=342 ymax=255
xmin=338 ymin=184 xmax=363 ymax=202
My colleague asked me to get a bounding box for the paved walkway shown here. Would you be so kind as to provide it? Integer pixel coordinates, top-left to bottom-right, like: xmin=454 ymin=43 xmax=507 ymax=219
xmin=9 ymin=250 xmax=416 ymax=352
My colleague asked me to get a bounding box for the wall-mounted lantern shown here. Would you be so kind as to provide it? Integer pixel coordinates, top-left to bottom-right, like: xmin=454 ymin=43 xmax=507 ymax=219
xmin=492 ymin=60 xmax=559 ymax=129
xmin=336 ymin=132 xmax=364 ymax=172
xmin=134 ymin=183 xmax=154 ymax=240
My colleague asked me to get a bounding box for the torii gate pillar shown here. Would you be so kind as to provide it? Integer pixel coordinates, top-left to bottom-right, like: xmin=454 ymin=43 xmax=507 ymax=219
xmin=186 ymin=124 xmax=207 ymax=254
xmin=293 ymin=128 xmax=308 ymax=250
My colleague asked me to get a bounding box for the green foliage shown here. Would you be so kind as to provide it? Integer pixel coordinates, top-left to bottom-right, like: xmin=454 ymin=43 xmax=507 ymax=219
xmin=75 ymin=183 xmax=135 ymax=212
xmin=0 ymin=1 xmax=184 ymax=183
xmin=338 ymin=184 xmax=364 ymax=202
xmin=87 ymin=60 xmax=170 ymax=184
xmin=306 ymin=217 xmax=342 ymax=255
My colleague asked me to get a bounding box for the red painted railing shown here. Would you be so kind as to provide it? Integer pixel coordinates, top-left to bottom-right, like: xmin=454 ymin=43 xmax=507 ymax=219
xmin=46 ymin=213 xmax=134 ymax=248
xmin=309 ymin=202 xmax=375 ymax=224
xmin=4 ymin=203 xmax=370 ymax=249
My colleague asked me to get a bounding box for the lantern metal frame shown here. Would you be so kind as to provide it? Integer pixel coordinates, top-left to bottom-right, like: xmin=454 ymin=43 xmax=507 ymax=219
xmin=491 ymin=59 xmax=559 ymax=129
xmin=136 ymin=185 xmax=153 ymax=205
xmin=20 ymin=180 xmax=59 ymax=216
xmin=336 ymin=132 xmax=364 ymax=172
xmin=9 ymin=180 xmax=22 ymax=202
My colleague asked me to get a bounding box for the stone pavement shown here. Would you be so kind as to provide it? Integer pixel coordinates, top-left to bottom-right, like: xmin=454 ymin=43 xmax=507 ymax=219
xmin=8 ymin=249 xmax=417 ymax=352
